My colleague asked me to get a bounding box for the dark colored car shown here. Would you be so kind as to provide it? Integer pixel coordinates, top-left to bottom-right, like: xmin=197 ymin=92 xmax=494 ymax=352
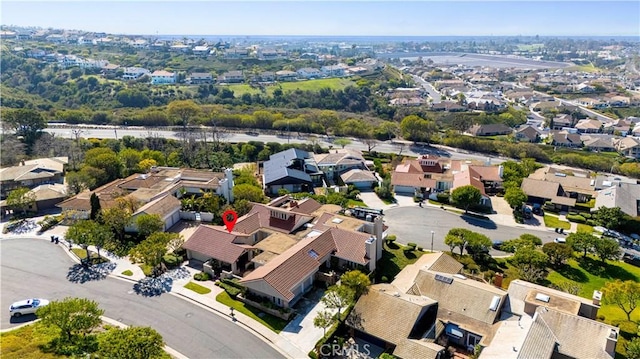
xmin=532 ymin=203 xmax=543 ymax=215
xmin=492 ymin=241 xmax=504 ymax=250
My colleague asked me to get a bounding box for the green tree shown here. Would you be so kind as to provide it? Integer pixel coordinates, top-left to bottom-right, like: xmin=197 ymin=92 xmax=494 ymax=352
xmin=66 ymin=220 xmax=98 ymax=260
xmin=168 ymin=99 xmax=200 ymax=129
xmin=340 ymin=270 xmax=371 ymax=298
xmin=135 ymin=213 xmax=164 ymax=238
xmin=626 ymin=337 xmax=640 ymax=359
xmin=100 ymin=206 xmax=132 ymax=242
xmin=322 ymin=285 xmax=354 ymax=317
xmin=542 ymin=242 xmax=573 ymax=268
xmin=6 ymin=187 xmax=36 ymax=215
xmin=451 ymin=185 xmax=482 ymax=213
xmin=566 ymin=232 xmax=598 ymax=257
xmin=594 ymin=206 xmax=626 ymax=230
xmin=374 ymin=178 xmax=393 ymax=201
xmin=313 ymin=310 xmax=335 ymax=337
xmin=444 ymin=228 xmax=469 ymax=256
xmin=129 ymin=232 xmax=182 ymax=275
xmin=465 ymin=231 xmax=492 ymax=260
xmin=504 ymin=187 xmax=527 ymax=209
xmin=334 ymin=138 xmax=352 ymax=148
xmin=90 ymin=193 xmax=101 ymax=220
xmin=601 ymin=280 xmax=640 ymax=321
xmin=233 ymin=183 xmax=265 ymax=203
xmin=36 ymin=297 xmax=103 ymax=343
xmin=3 ymin=108 xmax=47 ymax=150
xmin=233 ymin=199 xmax=253 ymax=217
xmin=399 ymin=115 xmax=436 ymax=142
xmin=98 ymin=326 xmax=167 ymax=359
xmin=119 ymin=148 xmax=142 ymax=175
xmin=511 ymin=245 xmax=549 ymax=282
xmin=593 ymin=237 xmax=621 ymax=263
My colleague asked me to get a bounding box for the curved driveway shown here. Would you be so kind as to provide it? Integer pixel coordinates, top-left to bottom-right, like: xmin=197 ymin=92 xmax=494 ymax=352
xmin=0 ymin=238 xmax=283 ymax=359
xmin=384 ymin=206 xmax=557 ymax=254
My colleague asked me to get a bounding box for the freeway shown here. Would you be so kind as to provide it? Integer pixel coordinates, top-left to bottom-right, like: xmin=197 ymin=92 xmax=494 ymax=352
xmin=44 ymin=126 xmax=507 ymax=164
xmin=0 ymin=238 xmax=283 ymax=359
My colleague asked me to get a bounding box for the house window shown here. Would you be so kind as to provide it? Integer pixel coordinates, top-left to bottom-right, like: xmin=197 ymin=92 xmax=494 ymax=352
xmin=467 ymin=333 xmax=482 ymax=348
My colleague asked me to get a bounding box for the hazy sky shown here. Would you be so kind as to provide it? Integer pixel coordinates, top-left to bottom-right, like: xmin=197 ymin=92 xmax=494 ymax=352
xmin=2 ymin=1 xmax=639 ymax=36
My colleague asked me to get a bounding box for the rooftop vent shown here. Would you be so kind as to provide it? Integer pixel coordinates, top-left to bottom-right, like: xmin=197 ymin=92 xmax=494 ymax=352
xmin=535 ymin=293 xmax=551 ymax=303
xmin=435 ymin=274 xmax=453 ymax=284
xmin=453 ymin=274 xmax=467 ymax=280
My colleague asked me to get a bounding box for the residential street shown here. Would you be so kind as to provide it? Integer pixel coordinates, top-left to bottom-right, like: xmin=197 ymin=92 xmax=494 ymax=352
xmin=383 ymin=206 xmax=558 ymax=254
xmin=0 ymin=238 xmax=283 ymax=359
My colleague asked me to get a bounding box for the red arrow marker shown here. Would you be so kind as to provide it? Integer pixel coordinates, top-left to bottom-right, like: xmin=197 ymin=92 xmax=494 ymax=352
xmin=222 ymin=209 xmax=238 ymax=233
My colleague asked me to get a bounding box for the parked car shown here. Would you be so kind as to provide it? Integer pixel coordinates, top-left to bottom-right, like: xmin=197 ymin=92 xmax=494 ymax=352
xmin=532 ymin=203 xmax=543 ymax=215
xmin=492 ymin=241 xmax=504 ymax=250
xmin=554 ymin=238 xmax=567 ymax=244
xmin=9 ymin=298 xmax=49 ymax=317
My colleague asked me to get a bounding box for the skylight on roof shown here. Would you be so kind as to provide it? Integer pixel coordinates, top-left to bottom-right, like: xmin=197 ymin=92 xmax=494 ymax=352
xmin=489 ymin=296 xmax=501 ymax=311
xmin=308 ymin=249 xmax=319 ymax=259
xmin=332 ymin=218 xmax=343 ymax=224
xmin=535 ymin=293 xmax=550 ymax=303
xmin=435 ymin=274 xmax=453 ymax=284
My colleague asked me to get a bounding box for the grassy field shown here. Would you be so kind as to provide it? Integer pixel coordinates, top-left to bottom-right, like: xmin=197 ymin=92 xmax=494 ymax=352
xmin=0 ymin=321 xmax=62 ymax=359
xmin=224 ymin=78 xmax=355 ymax=96
xmin=184 ymin=281 xmax=211 ymax=294
xmin=215 ymin=291 xmax=289 ymax=333
xmin=565 ymin=63 xmax=603 ymax=73
xmin=544 ymin=214 xmax=571 ymax=230
xmin=376 ymin=242 xmax=425 ymax=282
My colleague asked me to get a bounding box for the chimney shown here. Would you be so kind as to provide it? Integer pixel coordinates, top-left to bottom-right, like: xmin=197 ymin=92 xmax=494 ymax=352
xmin=365 ymin=236 xmax=376 ymax=272
xmin=494 ymin=273 xmax=504 ymax=288
xmin=593 ymin=290 xmax=603 ymax=306
xmin=605 ymin=329 xmax=618 ymax=356
xmin=373 ymin=216 xmax=384 ymax=260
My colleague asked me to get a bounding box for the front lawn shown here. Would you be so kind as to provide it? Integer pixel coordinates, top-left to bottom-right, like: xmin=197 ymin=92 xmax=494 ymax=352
xmin=346 ymin=199 xmax=366 ymax=208
xmin=215 ymin=291 xmax=289 ymax=333
xmin=184 ymin=281 xmax=211 ymax=294
xmin=543 ymin=214 xmax=571 ymax=230
xmin=71 ymin=248 xmax=109 ymax=264
xmin=376 ymin=242 xmax=424 ymax=282
xmin=0 ymin=321 xmax=63 ymax=359
xmin=577 ymin=223 xmax=594 ymax=233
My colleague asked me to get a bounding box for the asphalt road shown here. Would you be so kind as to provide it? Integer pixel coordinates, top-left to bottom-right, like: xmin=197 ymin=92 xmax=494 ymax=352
xmin=383 ymin=206 xmax=558 ymax=254
xmin=412 ymin=75 xmax=442 ymax=103
xmin=0 ymin=238 xmax=283 ymax=359
xmin=44 ymin=127 xmax=506 ymax=164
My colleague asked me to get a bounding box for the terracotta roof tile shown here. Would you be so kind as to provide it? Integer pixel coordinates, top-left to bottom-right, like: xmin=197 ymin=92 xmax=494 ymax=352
xmin=182 ymin=225 xmax=250 ymax=264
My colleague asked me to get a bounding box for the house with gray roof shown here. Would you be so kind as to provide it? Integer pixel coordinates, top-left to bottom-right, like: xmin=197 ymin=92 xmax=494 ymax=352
xmin=0 ymin=157 xmax=67 ymax=199
xmin=595 ymin=182 xmax=640 ymax=217
xmin=262 ymin=148 xmax=324 ymax=195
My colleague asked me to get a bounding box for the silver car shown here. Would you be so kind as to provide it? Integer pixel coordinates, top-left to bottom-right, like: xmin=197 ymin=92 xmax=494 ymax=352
xmin=9 ymin=298 xmax=50 ymax=317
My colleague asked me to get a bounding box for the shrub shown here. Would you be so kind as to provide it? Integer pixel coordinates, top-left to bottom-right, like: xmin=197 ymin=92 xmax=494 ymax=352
xmin=37 ymin=215 xmax=61 ymax=233
xmin=587 ymin=219 xmax=597 ymax=226
xmin=381 ymin=276 xmax=388 ymax=283
xmin=194 ymin=272 xmax=211 ymax=281
xmin=436 ymin=192 xmax=450 ymax=204
xmin=407 ymin=242 xmax=417 ymax=251
xmin=413 ymin=196 xmax=421 ymax=203
xmin=582 ymin=213 xmax=592 ymax=219
xmin=566 ymin=214 xmax=586 ymax=223
xmin=217 ymin=281 xmax=242 ymax=298
xmin=597 ymin=314 xmax=606 ymax=322
xmin=417 ymin=246 xmax=423 ymax=251
xmin=162 ymin=254 xmax=181 ymax=267
xmin=386 ymin=234 xmax=397 ymax=244
xmin=458 ymin=256 xmax=477 ymax=269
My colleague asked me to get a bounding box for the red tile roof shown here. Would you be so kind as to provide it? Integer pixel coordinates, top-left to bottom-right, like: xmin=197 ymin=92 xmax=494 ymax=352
xmin=391 ymin=172 xmax=437 ymax=189
xmin=182 ymin=225 xmax=251 ymax=264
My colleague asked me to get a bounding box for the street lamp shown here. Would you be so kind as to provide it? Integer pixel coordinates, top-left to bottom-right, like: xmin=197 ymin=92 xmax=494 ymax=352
xmin=431 ymin=231 xmax=435 ymax=253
